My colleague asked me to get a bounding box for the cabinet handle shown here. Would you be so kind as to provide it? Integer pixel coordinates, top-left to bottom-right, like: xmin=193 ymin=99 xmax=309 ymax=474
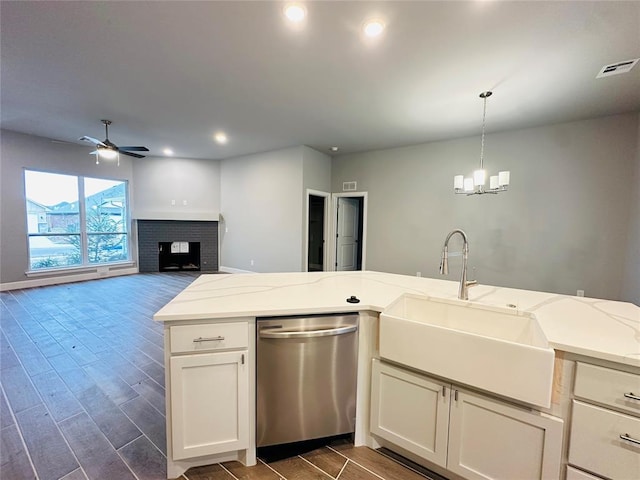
xmin=620 ymin=433 xmax=640 ymax=446
xmin=241 ymin=354 xmax=245 ymax=365
xmin=193 ymin=336 xmax=225 ymax=343
xmin=442 ymin=386 xmax=446 ymax=397
xmin=624 ymin=392 xmax=640 ymax=401
xmin=454 ymin=390 xmax=459 ymax=402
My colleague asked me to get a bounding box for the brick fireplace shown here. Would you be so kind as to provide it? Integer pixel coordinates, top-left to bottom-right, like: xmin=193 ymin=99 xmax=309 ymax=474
xmin=137 ymin=220 xmax=218 ymax=273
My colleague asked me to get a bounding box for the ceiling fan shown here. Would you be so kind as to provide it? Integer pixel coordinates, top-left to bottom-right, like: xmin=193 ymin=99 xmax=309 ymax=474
xmin=79 ymin=119 xmax=149 ymax=160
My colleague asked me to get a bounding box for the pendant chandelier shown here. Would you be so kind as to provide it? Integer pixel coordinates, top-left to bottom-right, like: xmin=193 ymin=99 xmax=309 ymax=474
xmin=454 ymin=91 xmax=510 ymax=195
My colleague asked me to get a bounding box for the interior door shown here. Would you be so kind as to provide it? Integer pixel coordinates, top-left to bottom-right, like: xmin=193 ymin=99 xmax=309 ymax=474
xmin=336 ymin=197 xmax=359 ymax=271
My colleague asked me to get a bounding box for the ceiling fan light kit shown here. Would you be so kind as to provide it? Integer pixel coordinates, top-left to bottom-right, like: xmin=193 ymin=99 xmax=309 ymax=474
xmin=454 ymin=91 xmax=510 ymax=196
xmin=79 ymin=119 xmax=149 ymax=166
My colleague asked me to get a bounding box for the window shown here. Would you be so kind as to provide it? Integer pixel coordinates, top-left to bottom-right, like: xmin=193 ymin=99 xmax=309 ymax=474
xmin=25 ymin=170 xmax=130 ymax=271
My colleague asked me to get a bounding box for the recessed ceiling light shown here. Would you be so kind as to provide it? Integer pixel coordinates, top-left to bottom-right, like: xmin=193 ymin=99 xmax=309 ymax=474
xmin=214 ymin=132 xmax=228 ymax=144
xmin=163 ymin=148 xmax=174 ymax=156
xmin=330 ymin=146 xmax=339 ymax=152
xmin=363 ymin=19 xmax=385 ymax=38
xmin=284 ymin=4 xmax=306 ymax=22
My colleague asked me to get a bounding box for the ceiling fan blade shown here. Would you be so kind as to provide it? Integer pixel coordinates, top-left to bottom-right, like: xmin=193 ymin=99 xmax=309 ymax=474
xmin=78 ymin=135 xmax=106 ymax=147
xmin=118 ymin=146 xmax=149 ymax=152
xmin=119 ymin=150 xmax=146 ymax=159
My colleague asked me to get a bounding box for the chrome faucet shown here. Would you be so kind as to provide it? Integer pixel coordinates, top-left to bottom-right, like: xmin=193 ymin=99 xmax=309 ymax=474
xmin=439 ymin=229 xmax=477 ymax=300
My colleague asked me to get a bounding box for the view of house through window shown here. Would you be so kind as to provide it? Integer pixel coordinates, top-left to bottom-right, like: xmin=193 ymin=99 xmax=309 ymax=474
xmin=25 ymin=170 xmax=129 ymax=270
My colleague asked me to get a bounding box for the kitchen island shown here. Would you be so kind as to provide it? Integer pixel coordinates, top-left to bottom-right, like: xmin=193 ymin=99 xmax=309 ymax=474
xmin=154 ymin=271 xmax=640 ymax=480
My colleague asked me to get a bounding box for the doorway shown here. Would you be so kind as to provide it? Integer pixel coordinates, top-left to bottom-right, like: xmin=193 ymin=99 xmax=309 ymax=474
xmin=333 ymin=193 xmax=366 ymax=271
xmin=305 ymin=190 xmax=330 ymax=272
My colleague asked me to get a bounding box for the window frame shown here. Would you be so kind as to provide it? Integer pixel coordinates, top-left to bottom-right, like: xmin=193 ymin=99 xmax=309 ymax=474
xmin=24 ymin=169 xmax=132 ymax=273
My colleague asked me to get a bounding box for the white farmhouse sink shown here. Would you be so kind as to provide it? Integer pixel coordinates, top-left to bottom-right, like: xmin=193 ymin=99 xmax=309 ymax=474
xmin=379 ymin=293 xmax=555 ymax=408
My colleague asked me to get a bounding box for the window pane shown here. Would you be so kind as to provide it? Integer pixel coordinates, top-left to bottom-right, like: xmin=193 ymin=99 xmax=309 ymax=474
xmin=25 ymin=170 xmax=80 ymax=234
xmin=84 ymin=178 xmax=127 ymax=234
xmin=28 ymin=235 xmax=82 ymax=269
xmin=87 ymin=234 xmax=128 ymax=264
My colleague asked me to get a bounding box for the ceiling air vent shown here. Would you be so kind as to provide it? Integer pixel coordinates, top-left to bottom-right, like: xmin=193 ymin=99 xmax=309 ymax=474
xmin=342 ymin=181 xmax=357 ymax=192
xmin=596 ymin=58 xmax=639 ymax=78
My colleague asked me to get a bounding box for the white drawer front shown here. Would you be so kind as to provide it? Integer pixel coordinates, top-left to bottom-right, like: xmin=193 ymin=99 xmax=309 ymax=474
xmin=569 ymin=400 xmax=640 ymax=479
xmin=170 ymin=322 xmax=248 ymax=353
xmin=565 ymin=466 xmax=602 ymax=480
xmin=574 ymin=362 xmax=640 ymax=416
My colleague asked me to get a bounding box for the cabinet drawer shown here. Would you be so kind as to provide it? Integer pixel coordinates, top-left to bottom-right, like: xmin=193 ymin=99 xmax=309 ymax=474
xmin=170 ymin=322 xmax=248 ymax=353
xmin=565 ymin=466 xmax=602 ymax=480
xmin=574 ymin=362 xmax=640 ymax=416
xmin=569 ymin=400 xmax=640 ymax=479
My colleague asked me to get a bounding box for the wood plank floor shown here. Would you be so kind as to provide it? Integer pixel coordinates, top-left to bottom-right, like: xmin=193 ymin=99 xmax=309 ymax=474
xmin=0 ymin=273 xmax=439 ymax=480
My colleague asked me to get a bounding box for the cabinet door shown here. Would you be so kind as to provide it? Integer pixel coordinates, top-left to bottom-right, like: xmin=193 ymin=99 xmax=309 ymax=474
xmin=170 ymin=351 xmax=248 ymax=460
xmin=447 ymin=389 xmax=563 ymax=480
xmin=370 ymin=359 xmax=449 ymax=466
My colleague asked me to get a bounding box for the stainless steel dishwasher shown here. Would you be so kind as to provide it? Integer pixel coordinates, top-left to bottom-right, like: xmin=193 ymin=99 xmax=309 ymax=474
xmin=256 ymin=313 xmax=358 ymax=447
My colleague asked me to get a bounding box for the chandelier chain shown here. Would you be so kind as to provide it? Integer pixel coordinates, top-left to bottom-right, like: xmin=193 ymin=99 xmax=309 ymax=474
xmin=480 ymin=94 xmax=487 ymax=170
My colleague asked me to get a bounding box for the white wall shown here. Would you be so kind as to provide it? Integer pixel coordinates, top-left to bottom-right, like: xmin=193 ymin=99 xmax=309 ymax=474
xmin=132 ymin=156 xmax=220 ymax=220
xmin=0 ymin=129 xmax=134 ymax=285
xmin=331 ymin=113 xmax=639 ymax=303
xmin=220 ymin=146 xmax=304 ymax=273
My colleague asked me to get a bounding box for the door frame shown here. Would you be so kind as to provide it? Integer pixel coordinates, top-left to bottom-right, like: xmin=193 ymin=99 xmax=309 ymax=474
xmin=304 ymin=189 xmax=331 ymax=272
xmin=330 ymin=192 xmax=368 ymax=272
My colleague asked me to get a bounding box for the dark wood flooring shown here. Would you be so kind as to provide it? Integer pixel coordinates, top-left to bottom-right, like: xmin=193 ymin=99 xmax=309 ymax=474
xmin=0 ymin=273 xmax=436 ymax=480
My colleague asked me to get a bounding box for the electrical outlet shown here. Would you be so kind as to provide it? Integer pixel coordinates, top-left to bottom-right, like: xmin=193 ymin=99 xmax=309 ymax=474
xmin=416 ymin=271 xmax=422 ymax=277
xmin=183 ymin=200 xmax=188 ymax=206
xmin=577 ymin=289 xmax=585 ymax=297
xmin=171 ymin=199 xmax=176 ymax=206
xmin=250 ymin=259 xmax=254 ymax=266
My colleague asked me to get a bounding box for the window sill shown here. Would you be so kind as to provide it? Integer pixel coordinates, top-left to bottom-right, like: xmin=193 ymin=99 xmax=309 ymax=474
xmin=25 ymin=261 xmax=136 ymax=278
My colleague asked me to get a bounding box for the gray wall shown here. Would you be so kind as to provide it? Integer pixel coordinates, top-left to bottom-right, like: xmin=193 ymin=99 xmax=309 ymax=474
xmin=622 ymin=119 xmax=640 ymax=304
xmin=220 ymin=146 xmax=304 ymax=272
xmin=0 ymin=129 xmax=135 ymax=285
xmin=332 ymin=113 xmax=639 ymax=302
xmin=132 ymin=156 xmax=220 ymax=220
xmin=302 ymin=146 xmax=332 ymax=268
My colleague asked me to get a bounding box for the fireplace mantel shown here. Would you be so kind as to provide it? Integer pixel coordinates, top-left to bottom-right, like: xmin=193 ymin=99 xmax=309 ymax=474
xmin=133 ymin=211 xmax=219 ymax=222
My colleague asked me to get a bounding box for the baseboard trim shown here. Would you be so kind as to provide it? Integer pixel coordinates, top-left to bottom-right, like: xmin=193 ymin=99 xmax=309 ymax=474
xmin=219 ymin=266 xmax=254 ymax=274
xmin=0 ymin=267 xmax=139 ymax=291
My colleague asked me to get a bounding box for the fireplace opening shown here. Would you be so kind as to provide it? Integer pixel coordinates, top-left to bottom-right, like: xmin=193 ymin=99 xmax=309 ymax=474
xmin=159 ymin=242 xmax=201 ymax=271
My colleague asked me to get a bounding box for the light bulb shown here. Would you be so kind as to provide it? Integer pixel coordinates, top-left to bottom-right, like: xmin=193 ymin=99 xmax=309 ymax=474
xmin=214 ymin=132 xmax=228 ymax=144
xmin=454 ymin=175 xmax=464 ymax=190
xmin=498 ymin=171 xmax=510 ymax=186
xmin=363 ymin=20 xmax=385 ymax=37
xmin=463 ymin=178 xmax=474 ymax=192
xmin=473 ymin=169 xmax=486 ymax=186
xmin=284 ymin=4 xmax=306 ymax=22
xmin=98 ymin=148 xmax=118 ymax=160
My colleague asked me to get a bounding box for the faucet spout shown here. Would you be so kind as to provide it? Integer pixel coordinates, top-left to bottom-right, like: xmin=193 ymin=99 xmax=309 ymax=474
xmin=439 ymin=229 xmax=477 ymax=300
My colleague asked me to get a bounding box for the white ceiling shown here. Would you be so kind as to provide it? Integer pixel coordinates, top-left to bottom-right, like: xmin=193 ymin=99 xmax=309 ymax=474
xmin=1 ymin=1 xmax=639 ymax=160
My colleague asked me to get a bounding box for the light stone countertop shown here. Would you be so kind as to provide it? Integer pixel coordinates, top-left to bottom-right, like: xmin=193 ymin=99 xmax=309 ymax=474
xmin=154 ymin=271 xmax=640 ymax=368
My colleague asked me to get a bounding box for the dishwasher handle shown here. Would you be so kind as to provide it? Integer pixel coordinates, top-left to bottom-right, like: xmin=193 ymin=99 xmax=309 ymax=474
xmin=259 ymin=325 xmax=357 ymax=339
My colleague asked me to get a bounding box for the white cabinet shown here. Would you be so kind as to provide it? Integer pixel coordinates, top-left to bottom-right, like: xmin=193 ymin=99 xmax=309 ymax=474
xmin=371 ymin=360 xmax=564 ymax=480
xmin=170 ymin=350 xmax=249 ymax=460
xmin=448 ymin=388 xmax=563 ymax=480
xmin=370 ymin=358 xmax=449 ymax=465
xmin=165 ymin=320 xmax=252 ymax=474
xmin=568 ymin=362 xmax=640 ymax=479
